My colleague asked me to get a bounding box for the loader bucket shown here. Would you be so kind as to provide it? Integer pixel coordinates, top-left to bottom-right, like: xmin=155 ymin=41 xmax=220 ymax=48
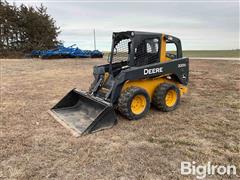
xmin=49 ymin=89 xmax=117 ymax=137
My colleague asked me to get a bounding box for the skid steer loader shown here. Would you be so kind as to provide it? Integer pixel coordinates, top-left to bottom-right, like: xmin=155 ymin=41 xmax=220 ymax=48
xmin=49 ymin=31 xmax=189 ymax=136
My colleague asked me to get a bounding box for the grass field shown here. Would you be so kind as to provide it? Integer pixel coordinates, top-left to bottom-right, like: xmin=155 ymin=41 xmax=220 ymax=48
xmin=102 ymin=50 xmax=240 ymax=58
xmin=1 ymin=58 xmax=240 ymax=179
xmin=183 ymin=50 xmax=240 ymax=58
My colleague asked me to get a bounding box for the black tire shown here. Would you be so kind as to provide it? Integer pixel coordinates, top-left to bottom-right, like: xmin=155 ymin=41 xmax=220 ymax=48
xmin=152 ymin=83 xmax=180 ymax=112
xmin=118 ymin=87 xmax=150 ymax=120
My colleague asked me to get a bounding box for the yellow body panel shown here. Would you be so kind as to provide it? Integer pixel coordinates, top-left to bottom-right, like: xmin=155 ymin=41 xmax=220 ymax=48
xmin=160 ymin=34 xmax=167 ymax=62
xmin=104 ymin=72 xmax=110 ymax=81
xmin=122 ymin=76 xmax=188 ymax=101
xmin=160 ymin=34 xmax=172 ymax=62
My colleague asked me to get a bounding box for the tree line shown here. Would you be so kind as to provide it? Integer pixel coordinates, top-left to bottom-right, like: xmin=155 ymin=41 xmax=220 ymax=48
xmin=0 ymin=0 xmax=60 ymax=56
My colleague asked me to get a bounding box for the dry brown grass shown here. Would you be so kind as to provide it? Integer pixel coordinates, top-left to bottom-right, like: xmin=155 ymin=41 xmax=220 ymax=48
xmin=1 ymin=58 xmax=240 ymax=179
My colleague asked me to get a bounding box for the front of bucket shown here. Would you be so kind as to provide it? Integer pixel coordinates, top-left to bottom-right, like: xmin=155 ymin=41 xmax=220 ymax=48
xmin=49 ymin=89 xmax=117 ymax=136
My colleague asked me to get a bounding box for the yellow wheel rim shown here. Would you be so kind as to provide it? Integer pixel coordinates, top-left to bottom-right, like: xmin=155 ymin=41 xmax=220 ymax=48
xmin=165 ymin=89 xmax=177 ymax=107
xmin=131 ymin=95 xmax=147 ymax=115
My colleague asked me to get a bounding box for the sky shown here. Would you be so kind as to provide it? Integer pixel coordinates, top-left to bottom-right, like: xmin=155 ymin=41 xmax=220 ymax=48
xmin=8 ymin=0 xmax=240 ymax=51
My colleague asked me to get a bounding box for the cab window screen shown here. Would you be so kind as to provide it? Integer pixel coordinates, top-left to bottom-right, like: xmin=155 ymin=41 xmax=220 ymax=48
xmin=146 ymin=38 xmax=159 ymax=53
xmin=112 ymin=38 xmax=131 ymax=62
xmin=134 ymin=38 xmax=159 ymax=66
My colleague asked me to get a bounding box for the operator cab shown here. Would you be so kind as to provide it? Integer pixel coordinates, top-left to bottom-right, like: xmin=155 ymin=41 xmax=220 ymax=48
xmin=110 ymin=31 xmax=183 ymax=73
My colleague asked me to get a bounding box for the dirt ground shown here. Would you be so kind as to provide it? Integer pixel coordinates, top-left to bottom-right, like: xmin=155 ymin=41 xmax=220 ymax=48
xmin=1 ymin=58 xmax=239 ymax=179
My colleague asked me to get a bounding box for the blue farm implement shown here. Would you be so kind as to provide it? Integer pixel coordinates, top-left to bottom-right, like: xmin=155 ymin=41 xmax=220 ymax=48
xmin=31 ymin=45 xmax=103 ymax=59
